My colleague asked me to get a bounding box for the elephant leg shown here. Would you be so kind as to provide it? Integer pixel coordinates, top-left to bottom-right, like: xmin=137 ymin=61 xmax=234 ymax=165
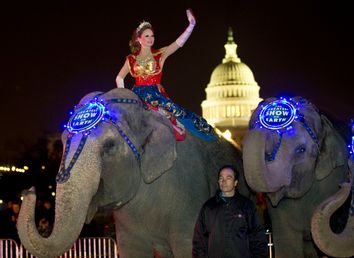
xmin=273 ymin=234 xmax=318 ymax=258
xmin=115 ymin=229 xmax=153 ymax=258
xmin=168 ymin=228 xmax=193 ymax=258
xmin=170 ymin=237 xmax=193 ymax=258
xmin=270 ymin=207 xmax=318 ymax=258
xmin=303 ymin=231 xmax=320 ymax=258
xmin=153 ymin=243 xmax=174 ymax=258
xmin=273 ymin=233 xmax=304 ymax=258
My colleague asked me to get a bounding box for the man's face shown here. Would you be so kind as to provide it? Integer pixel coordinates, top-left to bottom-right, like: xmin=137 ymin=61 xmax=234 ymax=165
xmin=44 ymin=201 xmax=51 ymax=209
xmin=12 ymin=204 xmax=20 ymax=214
xmin=218 ymin=168 xmax=238 ymax=197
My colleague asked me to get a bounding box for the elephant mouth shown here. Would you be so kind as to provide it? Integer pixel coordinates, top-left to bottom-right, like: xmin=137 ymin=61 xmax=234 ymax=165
xmin=266 ymin=167 xmax=313 ymax=206
xmin=266 ymin=187 xmax=286 ymax=206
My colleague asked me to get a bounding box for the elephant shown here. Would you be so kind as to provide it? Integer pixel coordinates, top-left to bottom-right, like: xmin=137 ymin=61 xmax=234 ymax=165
xmin=17 ymin=88 xmax=248 ymax=258
xmin=242 ymin=96 xmax=353 ymax=258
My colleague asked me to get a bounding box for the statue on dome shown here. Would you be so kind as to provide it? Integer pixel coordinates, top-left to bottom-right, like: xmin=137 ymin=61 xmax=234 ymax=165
xmin=115 ymin=9 xmax=216 ymax=141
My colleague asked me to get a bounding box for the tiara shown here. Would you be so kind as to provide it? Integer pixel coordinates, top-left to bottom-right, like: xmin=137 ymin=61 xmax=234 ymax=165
xmin=136 ymin=21 xmax=151 ymax=33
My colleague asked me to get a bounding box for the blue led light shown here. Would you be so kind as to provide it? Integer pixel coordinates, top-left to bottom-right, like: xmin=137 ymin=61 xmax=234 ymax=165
xmin=67 ymin=102 xmax=105 ymax=133
xmin=352 ymin=121 xmax=354 ymax=154
xmin=259 ymin=99 xmax=297 ymax=130
xmin=348 ymin=120 xmax=354 ymax=155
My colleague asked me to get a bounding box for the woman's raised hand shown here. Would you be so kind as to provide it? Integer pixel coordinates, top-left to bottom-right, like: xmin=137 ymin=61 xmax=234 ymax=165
xmin=174 ymin=8 xmax=196 ymax=47
xmin=186 ymin=9 xmax=196 ymax=26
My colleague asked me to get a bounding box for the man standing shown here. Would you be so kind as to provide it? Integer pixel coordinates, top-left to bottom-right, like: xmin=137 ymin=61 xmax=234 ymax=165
xmin=192 ymin=165 xmax=268 ymax=258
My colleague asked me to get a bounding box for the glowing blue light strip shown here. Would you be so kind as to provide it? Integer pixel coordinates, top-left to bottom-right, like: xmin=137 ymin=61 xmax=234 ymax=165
xmin=349 ymin=119 xmax=354 ymax=155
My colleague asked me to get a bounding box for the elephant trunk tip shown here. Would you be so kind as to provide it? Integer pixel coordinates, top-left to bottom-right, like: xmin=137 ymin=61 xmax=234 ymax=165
xmin=22 ymin=186 xmax=36 ymax=195
xmin=311 ymin=180 xmax=354 ymax=257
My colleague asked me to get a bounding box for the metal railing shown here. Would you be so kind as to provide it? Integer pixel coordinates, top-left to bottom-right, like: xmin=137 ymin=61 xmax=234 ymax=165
xmin=1 ymin=237 xmax=118 ymax=258
xmin=2 ymin=232 xmax=273 ymax=258
xmin=266 ymin=230 xmax=274 ymax=258
xmin=0 ymin=239 xmax=19 ymax=258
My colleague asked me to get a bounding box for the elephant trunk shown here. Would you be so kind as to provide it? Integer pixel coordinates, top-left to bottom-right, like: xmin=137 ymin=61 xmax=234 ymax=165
xmin=17 ymin=157 xmax=100 ymax=258
xmin=243 ymin=129 xmax=289 ymax=193
xmin=311 ymin=165 xmax=354 ymax=257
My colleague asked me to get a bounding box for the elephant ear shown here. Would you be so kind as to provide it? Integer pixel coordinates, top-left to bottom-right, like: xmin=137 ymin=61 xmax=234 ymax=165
xmin=315 ymin=115 xmax=346 ymax=180
xmin=140 ymin=110 xmax=177 ymax=183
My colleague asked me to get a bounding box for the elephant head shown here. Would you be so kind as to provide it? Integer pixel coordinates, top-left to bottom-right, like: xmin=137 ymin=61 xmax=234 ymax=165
xmin=243 ymin=97 xmax=348 ymax=204
xmin=242 ymin=96 xmax=353 ymax=257
xmin=17 ymin=88 xmax=179 ymax=258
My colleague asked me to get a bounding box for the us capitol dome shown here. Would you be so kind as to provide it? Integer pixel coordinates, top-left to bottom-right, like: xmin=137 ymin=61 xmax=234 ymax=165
xmin=201 ymin=28 xmax=262 ymax=145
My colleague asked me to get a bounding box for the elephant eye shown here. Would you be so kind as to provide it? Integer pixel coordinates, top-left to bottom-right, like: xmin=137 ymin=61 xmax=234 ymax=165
xmin=295 ymin=145 xmax=306 ymax=154
xmin=103 ymin=139 xmax=116 ymax=153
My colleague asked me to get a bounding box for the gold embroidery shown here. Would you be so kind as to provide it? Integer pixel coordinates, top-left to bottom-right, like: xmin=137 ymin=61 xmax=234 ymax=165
xmin=130 ymin=49 xmax=164 ymax=80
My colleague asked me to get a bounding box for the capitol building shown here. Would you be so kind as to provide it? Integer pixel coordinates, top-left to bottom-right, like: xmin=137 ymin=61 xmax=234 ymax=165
xmin=201 ymin=28 xmax=262 ymax=146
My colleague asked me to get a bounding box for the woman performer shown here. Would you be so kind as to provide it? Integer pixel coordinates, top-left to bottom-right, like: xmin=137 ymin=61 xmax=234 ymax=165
xmin=115 ymin=9 xmax=215 ymax=141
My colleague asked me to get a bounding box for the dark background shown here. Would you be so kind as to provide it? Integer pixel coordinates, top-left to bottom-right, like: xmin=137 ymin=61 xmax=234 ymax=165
xmin=1 ymin=0 xmax=353 ymax=162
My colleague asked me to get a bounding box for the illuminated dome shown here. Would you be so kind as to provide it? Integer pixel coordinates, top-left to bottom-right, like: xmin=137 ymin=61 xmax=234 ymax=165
xmin=210 ymin=62 xmax=256 ymax=86
xmin=201 ymin=28 xmax=262 ymax=128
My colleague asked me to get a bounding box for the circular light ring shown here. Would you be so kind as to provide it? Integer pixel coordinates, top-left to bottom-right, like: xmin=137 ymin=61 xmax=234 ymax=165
xmin=67 ymin=102 xmax=106 ymax=133
xmin=259 ymin=99 xmax=297 ymax=130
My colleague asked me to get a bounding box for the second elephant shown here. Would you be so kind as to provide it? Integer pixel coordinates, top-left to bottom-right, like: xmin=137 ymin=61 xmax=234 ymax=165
xmin=243 ymin=96 xmax=353 ymax=258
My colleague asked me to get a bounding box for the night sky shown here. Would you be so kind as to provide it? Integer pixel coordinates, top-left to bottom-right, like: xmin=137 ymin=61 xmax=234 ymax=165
xmin=1 ymin=1 xmax=353 ymax=161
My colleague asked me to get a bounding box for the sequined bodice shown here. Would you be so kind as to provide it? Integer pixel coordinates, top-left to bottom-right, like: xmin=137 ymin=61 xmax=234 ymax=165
xmin=128 ymin=49 xmax=164 ymax=85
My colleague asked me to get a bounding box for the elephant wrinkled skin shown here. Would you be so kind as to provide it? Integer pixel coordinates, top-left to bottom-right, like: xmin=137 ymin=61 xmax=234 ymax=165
xmin=17 ymin=88 xmax=247 ymax=258
xmin=242 ymin=96 xmax=353 ymax=258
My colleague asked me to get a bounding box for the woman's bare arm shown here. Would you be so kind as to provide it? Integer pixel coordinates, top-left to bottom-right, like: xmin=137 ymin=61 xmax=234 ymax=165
xmin=116 ymin=58 xmax=130 ymax=88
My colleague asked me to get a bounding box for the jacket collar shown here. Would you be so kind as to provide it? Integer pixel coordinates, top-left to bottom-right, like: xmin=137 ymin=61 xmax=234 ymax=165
xmin=215 ymin=190 xmax=239 ymax=204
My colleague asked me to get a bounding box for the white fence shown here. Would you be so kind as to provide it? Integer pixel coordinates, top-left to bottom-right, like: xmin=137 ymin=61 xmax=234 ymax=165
xmin=2 ymin=233 xmax=274 ymax=258
xmin=1 ymin=237 xmax=118 ymax=258
xmin=0 ymin=239 xmax=18 ymax=258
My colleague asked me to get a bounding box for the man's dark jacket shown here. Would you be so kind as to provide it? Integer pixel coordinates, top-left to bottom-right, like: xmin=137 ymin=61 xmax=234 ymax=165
xmin=192 ymin=191 xmax=268 ymax=258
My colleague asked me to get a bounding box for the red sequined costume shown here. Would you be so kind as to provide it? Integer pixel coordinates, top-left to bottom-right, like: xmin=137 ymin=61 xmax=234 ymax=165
xmin=128 ymin=48 xmax=215 ymax=142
